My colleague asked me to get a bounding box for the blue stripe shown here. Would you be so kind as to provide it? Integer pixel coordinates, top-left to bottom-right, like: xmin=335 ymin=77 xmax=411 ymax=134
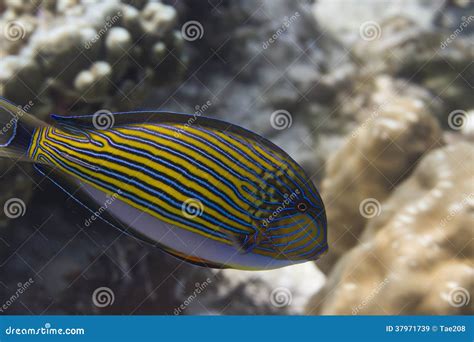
xmin=255 ymin=140 xmax=324 ymax=208
xmin=267 ymin=219 xmax=303 ymax=231
xmin=44 ymin=139 xmax=252 ymax=234
xmin=38 ymin=143 xmax=236 ymax=239
xmin=93 ymin=130 xmax=262 ymax=223
xmin=281 ymin=216 xmax=323 ymax=253
xmin=298 ymin=242 xmax=328 ymax=258
xmin=194 ymin=126 xmax=298 ymax=199
xmin=106 ymin=127 xmax=277 ymax=213
xmin=33 ymin=161 xmax=152 ymax=245
xmin=161 ymin=124 xmax=286 ymax=199
xmin=129 ymin=126 xmax=264 ymax=192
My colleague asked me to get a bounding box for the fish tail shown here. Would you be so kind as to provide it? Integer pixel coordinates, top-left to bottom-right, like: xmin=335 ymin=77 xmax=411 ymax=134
xmin=0 ymin=97 xmax=47 ymax=160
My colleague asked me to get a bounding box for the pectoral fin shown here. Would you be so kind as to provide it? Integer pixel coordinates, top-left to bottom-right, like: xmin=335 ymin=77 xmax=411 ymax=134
xmin=226 ymin=228 xmax=272 ymax=255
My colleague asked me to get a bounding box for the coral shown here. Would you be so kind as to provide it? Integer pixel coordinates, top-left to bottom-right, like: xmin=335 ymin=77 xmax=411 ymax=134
xmin=312 ymin=0 xmax=444 ymax=47
xmin=317 ymin=76 xmax=443 ymax=273
xmin=140 ymin=2 xmax=177 ymax=36
xmin=314 ymin=0 xmax=473 ymax=121
xmin=352 ymin=15 xmax=474 ymax=116
xmin=1 ymin=0 xmax=472 ymax=316
xmin=0 ymin=0 xmax=184 ymax=227
xmin=183 ymin=263 xmax=325 ymax=315
xmin=307 ymin=143 xmax=474 ymax=315
xmin=461 ymin=110 xmax=474 ymax=140
xmin=161 ymin=0 xmax=347 ymax=176
xmin=0 ymin=0 xmax=184 ymax=118
xmin=74 ymin=61 xmax=113 ymax=101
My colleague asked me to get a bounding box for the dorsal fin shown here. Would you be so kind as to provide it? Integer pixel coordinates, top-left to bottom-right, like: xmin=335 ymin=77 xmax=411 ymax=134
xmin=50 ymin=110 xmax=289 ymax=156
xmin=51 ymin=111 xmax=194 ymax=128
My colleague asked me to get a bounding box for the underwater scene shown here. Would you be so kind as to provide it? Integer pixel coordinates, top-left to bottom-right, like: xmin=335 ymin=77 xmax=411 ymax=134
xmin=0 ymin=0 xmax=472 ymax=317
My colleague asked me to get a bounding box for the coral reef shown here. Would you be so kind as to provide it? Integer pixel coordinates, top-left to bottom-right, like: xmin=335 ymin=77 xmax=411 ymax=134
xmin=0 ymin=0 xmax=184 ymax=228
xmin=312 ymin=0 xmax=444 ymax=47
xmin=1 ymin=0 xmax=472 ymax=316
xmin=184 ymin=263 xmax=325 ymax=315
xmin=307 ymin=143 xmax=474 ymax=315
xmin=161 ymin=0 xmax=345 ymax=175
xmin=352 ymin=16 xmax=474 ymax=114
xmin=314 ymin=0 xmax=473 ymax=123
xmin=0 ymin=0 xmax=183 ymax=117
xmin=317 ymin=76 xmax=443 ymax=272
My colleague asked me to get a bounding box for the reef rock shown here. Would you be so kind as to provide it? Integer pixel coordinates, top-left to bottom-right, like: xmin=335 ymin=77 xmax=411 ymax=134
xmin=0 ymin=0 xmax=184 ymax=118
xmin=307 ymin=143 xmax=474 ymax=315
xmin=352 ymin=15 xmax=474 ymax=115
xmin=317 ymin=76 xmax=443 ymax=273
xmin=182 ymin=262 xmax=325 ymax=315
xmin=0 ymin=0 xmax=184 ymax=223
xmin=312 ymin=0 xmax=444 ymax=47
xmin=315 ymin=0 xmax=474 ymax=115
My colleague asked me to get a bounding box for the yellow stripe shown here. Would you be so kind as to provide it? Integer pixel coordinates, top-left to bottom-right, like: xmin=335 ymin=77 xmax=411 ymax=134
xmin=44 ymin=133 xmax=249 ymax=235
xmin=39 ymin=135 xmax=231 ymax=244
xmin=214 ymin=130 xmax=278 ymax=172
xmin=94 ymin=128 xmax=254 ymax=228
xmin=112 ymin=126 xmax=254 ymax=203
xmin=28 ymin=128 xmax=42 ymax=159
xmin=33 ymin=124 xmax=316 ymax=261
xmin=143 ymin=124 xmax=265 ymax=190
xmin=174 ymin=125 xmax=268 ymax=178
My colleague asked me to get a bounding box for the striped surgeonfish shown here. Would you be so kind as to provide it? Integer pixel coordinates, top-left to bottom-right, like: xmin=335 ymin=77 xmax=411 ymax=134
xmin=0 ymin=98 xmax=327 ymax=270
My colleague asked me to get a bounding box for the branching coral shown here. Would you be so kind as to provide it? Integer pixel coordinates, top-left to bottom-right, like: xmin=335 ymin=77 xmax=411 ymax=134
xmin=0 ymin=0 xmax=184 ymax=221
xmin=0 ymin=0 xmax=183 ymax=117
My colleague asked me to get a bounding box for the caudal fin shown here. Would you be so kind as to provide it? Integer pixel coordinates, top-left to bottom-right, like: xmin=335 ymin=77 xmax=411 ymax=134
xmin=0 ymin=97 xmax=46 ymax=160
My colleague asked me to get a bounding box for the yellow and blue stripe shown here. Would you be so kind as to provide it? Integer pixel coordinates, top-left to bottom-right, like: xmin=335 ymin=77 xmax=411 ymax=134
xmin=27 ymin=114 xmax=327 ymax=263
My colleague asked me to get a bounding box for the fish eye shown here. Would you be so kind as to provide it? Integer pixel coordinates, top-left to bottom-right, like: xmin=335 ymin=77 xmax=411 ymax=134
xmin=296 ymin=201 xmax=308 ymax=213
